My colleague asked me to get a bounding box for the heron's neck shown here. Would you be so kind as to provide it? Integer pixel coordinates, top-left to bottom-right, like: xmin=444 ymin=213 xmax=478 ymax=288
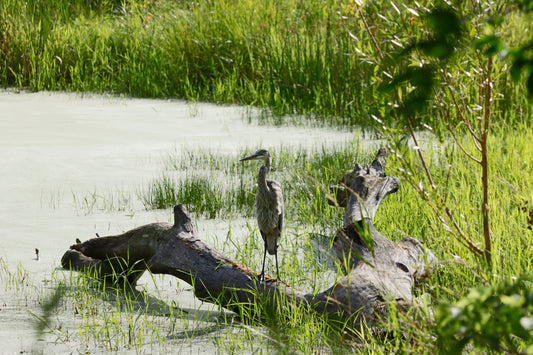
xmin=257 ymin=161 xmax=271 ymax=192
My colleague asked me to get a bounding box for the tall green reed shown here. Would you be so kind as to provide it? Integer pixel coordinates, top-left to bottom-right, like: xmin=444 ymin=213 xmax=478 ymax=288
xmin=0 ymin=0 xmax=429 ymax=127
xmin=3 ymin=0 xmax=529 ymax=128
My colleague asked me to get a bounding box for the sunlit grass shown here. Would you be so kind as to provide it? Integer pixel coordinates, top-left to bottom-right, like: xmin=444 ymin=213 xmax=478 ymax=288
xmin=0 ymin=0 xmax=369 ymax=127
xmin=6 ymin=123 xmax=533 ymax=353
xmin=0 ymin=256 xmax=353 ymax=353
xmin=375 ymin=124 xmax=533 ymax=298
xmin=3 ymin=0 xmax=529 ymax=128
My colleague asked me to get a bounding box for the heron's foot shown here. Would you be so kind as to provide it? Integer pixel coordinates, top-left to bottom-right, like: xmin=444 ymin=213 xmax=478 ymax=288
xmin=257 ymin=273 xmax=282 ymax=284
xmin=258 ymin=272 xmax=265 ymax=283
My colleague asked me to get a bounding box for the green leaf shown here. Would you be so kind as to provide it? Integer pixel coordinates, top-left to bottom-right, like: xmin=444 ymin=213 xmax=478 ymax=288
xmin=528 ymin=72 xmax=533 ymax=98
xmin=418 ymin=38 xmax=455 ymax=59
xmin=510 ymin=60 xmax=525 ymax=82
xmin=425 ymin=8 xmax=463 ymax=37
xmin=353 ymin=220 xmax=374 ymax=255
xmin=520 ymin=316 xmax=533 ymax=331
xmin=474 ymin=35 xmax=503 ymax=56
xmin=407 ymin=66 xmax=435 ymax=88
xmin=501 ymin=294 xmax=525 ymax=307
xmin=515 ymin=0 xmax=533 ymax=12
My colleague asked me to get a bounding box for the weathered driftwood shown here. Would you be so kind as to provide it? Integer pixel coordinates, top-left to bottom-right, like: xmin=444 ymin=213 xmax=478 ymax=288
xmin=328 ymin=148 xmax=436 ymax=311
xmin=62 ymin=205 xmax=339 ymax=318
xmin=61 ymin=148 xmax=435 ymax=324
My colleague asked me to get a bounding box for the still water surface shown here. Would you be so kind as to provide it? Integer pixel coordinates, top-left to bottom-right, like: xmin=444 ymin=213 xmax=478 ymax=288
xmin=0 ymin=91 xmax=359 ymax=262
xmin=0 ymin=90 xmax=362 ymax=353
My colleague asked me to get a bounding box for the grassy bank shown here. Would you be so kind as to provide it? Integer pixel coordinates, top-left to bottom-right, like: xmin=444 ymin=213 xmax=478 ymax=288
xmin=0 ymin=0 xmax=370 ymax=126
xmin=1 ymin=0 xmax=531 ymax=127
xmin=65 ymin=128 xmax=532 ymax=353
xmin=137 ymin=128 xmax=533 ymax=295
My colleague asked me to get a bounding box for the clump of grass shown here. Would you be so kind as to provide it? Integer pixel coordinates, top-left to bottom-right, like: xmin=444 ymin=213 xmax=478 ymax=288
xmin=72 ymin=187 xmax=134 ymax=215
xmin=139 ymin=173 xmax=255 ymax=218
xmin=0 ymin=257 xmax=36 ymax=294
xmin=139 ymin=149 xmax=255 ymax=217
xmin=138 ymin=175 xmax=179 ymax=210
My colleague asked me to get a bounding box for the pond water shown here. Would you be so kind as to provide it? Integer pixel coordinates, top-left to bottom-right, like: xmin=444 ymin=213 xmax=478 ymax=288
xmin=0 ymin=90 xmax=361 ymax=353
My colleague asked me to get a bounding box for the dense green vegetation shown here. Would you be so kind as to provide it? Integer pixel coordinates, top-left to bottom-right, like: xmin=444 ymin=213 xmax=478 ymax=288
xmin=2 ymin=0 xmax=532 ymax=353
xmin=63 ymin=131 xmax=532 ymax=353
xmin=2 ymin=0 xmax=530 ymax=127
xmin=1 ymin=0 xmax=369 ymax=125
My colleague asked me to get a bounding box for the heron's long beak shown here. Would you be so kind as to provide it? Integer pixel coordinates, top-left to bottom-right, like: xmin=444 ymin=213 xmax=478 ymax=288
xmin=240 ymin=153 xmax=261 ymax=161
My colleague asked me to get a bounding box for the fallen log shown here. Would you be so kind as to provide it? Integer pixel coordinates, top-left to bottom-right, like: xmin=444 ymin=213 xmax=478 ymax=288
xmin=61 ymin=148 xmax=435 ymax=325
xmin=62 ymin=205 xmax=339 ymax=318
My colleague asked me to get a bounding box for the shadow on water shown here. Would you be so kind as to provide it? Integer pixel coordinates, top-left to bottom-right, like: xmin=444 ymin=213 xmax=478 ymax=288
xmin=166 ymin=321 xmax=230 ymax=341
xmin=29 ymin=275 xmax=238 ymax=354
xmin=36 ymin=271 xmax=228 ymax=324
xmin=91 ymin=279 xmax=238 ymax=344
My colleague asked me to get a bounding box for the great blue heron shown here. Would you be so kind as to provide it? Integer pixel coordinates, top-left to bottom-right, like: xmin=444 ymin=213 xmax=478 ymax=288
xmin=240 ymin=149 xmax=284 ymax=282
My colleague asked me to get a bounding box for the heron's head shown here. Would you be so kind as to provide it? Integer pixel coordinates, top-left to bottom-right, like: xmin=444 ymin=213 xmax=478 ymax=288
xmin=240 ymin=149 xmax=271 ymax=163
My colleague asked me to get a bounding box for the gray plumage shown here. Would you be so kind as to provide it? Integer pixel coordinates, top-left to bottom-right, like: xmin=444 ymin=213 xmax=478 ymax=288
xmin=240 ymin=149 xmax=284 ymax=282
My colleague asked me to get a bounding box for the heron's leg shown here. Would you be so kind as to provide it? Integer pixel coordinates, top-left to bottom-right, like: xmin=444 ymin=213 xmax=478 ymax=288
xmin=259 ymin=242 xmax=267 ymax=282
xmin=274 ymin=250 xmax=281 ymax=282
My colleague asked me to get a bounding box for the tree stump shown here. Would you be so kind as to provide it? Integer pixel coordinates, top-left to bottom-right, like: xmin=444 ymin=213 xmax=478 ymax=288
xmin=61 ymin=148 xmax=435 ymax=325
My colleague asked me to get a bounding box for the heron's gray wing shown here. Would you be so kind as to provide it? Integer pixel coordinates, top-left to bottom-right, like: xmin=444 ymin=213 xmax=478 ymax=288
xmin=277 ymin=208 xmax=284 ymax=238
xmin=267 ymin=179 xmax=284 ymax=236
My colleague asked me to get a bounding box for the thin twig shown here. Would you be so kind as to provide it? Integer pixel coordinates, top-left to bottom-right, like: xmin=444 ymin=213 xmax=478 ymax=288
xmin=407 ymin=119 xmax=436 ymax=190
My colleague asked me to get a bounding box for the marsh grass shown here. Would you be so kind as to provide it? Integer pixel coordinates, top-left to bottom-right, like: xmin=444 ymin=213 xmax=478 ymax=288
xmin=0 ymin=0 xmax=366 ymax=126
xmin=72 ymin=187 xmax=134 ymax=215
xmin=62 ymin=128 xmax=533 ymax=353
xmin=139 ymin=149 xmax=256 ymax=218
xmin=5 ymin=0 xmax=528 ymax=128
xmin=0 ymin=257 xmax=34 ymax=296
